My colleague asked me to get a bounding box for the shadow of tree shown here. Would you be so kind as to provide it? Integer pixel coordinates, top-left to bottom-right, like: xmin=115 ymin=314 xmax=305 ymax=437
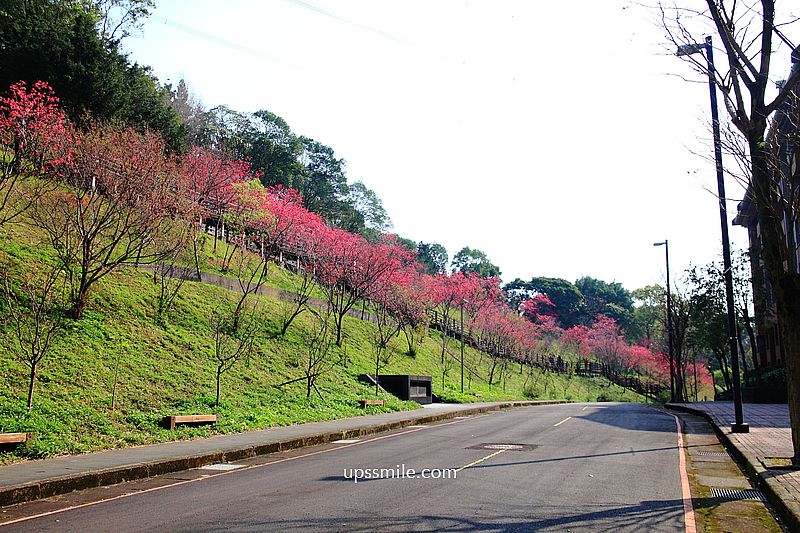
xmin=193 ymin=497 xmax=721 ymax=532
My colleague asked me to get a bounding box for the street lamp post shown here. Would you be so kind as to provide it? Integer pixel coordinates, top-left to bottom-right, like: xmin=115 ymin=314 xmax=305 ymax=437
xmin=460 ymin=299 xmax=466 ymax=393
xmin=677 ymin=36 xmax=749 ymax=433
xmin=654 ymin=240 xmax=675 ymax=402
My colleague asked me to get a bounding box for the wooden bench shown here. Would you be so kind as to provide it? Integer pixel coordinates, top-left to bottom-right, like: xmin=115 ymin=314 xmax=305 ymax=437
xmin=0 ymin=432 xmax=31 ymax=446
xmin=162 ymin=415 xmax=217 ymax=431
xmin=359 ymin=399 xmax=385 ymax=408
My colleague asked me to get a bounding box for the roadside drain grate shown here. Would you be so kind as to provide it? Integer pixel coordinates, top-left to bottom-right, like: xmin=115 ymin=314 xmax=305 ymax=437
xmin=467 ymin=443 xmax=538 ymax=451
xmin=697 ymin=451 xmax=730 ymax=457
xmin=710 ymin=488 xmax=765 ymax=502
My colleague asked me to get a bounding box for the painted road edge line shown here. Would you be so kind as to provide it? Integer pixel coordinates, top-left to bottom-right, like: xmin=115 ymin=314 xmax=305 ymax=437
xmin=673 ymin=414 xmax=697 ymax=533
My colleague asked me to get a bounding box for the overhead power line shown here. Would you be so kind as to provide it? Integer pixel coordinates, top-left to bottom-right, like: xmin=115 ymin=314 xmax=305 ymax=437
xmin=149 ymin=15 xmax=298 ymax=69
xmin=282 ymin=0 xmax=409 ymax=45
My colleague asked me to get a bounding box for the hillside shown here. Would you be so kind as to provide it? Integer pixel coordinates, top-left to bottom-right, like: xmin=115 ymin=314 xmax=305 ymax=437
xmin=0 ymin=222 xmax=643 ymax=463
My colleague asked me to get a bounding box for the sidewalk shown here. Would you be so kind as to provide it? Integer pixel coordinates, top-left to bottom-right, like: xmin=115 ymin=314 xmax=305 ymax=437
xmin=0 ymin=400 xmax=560 ymax=507
xmin=667 ymin=401 xmax=800 ymax=530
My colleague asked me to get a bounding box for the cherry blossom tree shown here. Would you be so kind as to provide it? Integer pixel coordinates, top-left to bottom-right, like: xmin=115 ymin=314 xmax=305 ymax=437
xmin=312 ymin=231 xmax=411 ymax=346
xmin=0 ymin=80 xmax=73 ymax=226
xmin=31 ymin=123 xmax=191 ymax=319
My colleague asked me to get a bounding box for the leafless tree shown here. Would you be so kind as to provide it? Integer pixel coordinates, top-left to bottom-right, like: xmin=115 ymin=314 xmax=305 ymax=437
xmin=209 ymin=304 xmax=257 ymax=407
xmin=371 ymin=300 xmax=402 ymax=397
xmin=92 ymin=0 xmax=155 ymax=42
xmin=662 ymin=0 xmax=800 ymax=460
xmin=153 ymin=254 xmax=188 ymax=326
xmin=277 ymin=260 xmax=315 ymax=336
xmin=302 ymin=309 xmax=335 ymax=399
xmin=2 ymin=266 xmax=66 ymax=411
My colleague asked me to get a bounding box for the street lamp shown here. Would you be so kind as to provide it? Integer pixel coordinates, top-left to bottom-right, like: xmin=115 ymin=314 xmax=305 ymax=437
xmin=676 ymin=36 xmax=749 ymax=433
xmin=653 ymin=240 xmax=675 ymax=402
xmin=460 ymin=299 xmax=468 ymax=393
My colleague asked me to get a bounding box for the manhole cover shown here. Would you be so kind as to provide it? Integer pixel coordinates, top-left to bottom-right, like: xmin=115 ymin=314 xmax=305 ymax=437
xmin=697 ymin=451 xmax=729 ymax=457
xmin=710 ymin=487 xmax=765 ymax=502
xmin=467 ymin=443 xmax=537 ymax=451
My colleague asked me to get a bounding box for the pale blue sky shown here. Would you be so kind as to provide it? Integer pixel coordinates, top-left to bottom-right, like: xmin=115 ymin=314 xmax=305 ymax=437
xmin=122 ymin=0 xmax=796 ymax=290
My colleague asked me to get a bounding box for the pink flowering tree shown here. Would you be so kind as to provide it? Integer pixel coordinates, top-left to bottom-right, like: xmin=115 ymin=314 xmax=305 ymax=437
xmin=31 ymin=123 xmax=191 ymax=319
xmin=312 ymin=229 xmax=411 ymax=346
xmin=180 ymin=147 xmax=251 ymax=272
xmin=0 ymin=80 xmax=73 ymax=226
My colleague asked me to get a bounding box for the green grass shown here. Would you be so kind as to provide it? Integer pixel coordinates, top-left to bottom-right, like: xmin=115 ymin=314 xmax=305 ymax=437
xmin=0 ymin=221 xmax=644 ymax=463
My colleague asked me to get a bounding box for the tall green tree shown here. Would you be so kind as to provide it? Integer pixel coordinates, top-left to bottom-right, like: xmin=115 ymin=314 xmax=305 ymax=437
xmin=630 ymin=285 xmax=665 ymax=347
xmin=0 ymin=0 xmax=186 ymax=150
xmin=247 ymin=109 xmax=304 ymax=189
xmin=417 ymin=242 xmax=448 ymax=275
xmin=504 ymin=278 xmax=535 ymax=310
xmin=575 ymin=276 xmax=634 ymax=332
xmin=344 ymin=180 xmax=392 ymax=239
xmin=298 ymin=136 xmax=350 ymax=223
xmin=451 ymin=246 xmax=501 ymax=278
xmin=528 ymin=277 xmax=584 ymax=329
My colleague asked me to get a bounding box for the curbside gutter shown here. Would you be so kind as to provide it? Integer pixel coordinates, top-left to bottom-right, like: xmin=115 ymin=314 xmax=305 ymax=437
xmin=666 ymin=403 xmax=800 ymax=532
xmin=0 ymin=400 xmax=564 ymax=507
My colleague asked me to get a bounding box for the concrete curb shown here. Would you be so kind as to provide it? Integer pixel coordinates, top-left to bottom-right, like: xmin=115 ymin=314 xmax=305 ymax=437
xmin=666 ymin=403 xmax=800 ymax=532
xmin=0 ymin=400 xmax=564 ymax=507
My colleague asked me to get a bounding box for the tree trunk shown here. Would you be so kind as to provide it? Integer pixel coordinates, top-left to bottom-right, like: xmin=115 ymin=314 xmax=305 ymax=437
xmin=742 ymin=309 xmax=759 ymax=371
xmin=674 ymin=354 xmax=685 ymax=402
xmin=72 ymin=286 xmax=89 ymax=320
xmin=27 ymin=365 xmax=36 ymax=412
xmin=749 ymin=136 xmax=800 ymax=462
xmin=215 ymin=366 xmax=222 ymax=407
xmin=192 ymin=230 xmax=202 ymax=281
xmin=335 ymin=311 xmax=344 ymax=347
xmin=777 ymin=276 xmax=800 ymax=463
xmin=736 ymin=327 xmax=751 ymax=382
xmin=375 ymin=353 xmax=380 ymax=398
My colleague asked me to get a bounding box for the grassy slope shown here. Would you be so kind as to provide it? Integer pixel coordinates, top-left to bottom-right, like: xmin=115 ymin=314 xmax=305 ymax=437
xmin=0 ymin=222 xmax=643 ymax=463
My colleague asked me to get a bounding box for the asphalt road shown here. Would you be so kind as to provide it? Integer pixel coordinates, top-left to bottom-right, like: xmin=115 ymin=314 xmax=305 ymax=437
xmin=2 ymin=403 xmax=688 ymax=532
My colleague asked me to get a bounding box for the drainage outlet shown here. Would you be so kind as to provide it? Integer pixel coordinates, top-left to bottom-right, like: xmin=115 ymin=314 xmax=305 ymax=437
xmin=710 ymin=487 xmax=766 ymax=502
xmin=199 ymin=463 xmax=246 ymax=471
xmin=696 ymin=451 xmax=729 ymax=457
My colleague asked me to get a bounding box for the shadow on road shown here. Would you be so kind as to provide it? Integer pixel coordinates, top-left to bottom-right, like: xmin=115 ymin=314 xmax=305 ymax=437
xmin=213 ymin=497 xmax=717 ymax=532
xmin=576 ymin=403 xmax=677 ymax=433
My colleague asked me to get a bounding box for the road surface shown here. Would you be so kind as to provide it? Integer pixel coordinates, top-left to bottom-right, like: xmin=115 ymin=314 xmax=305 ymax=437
xmin=2 ymin=402 xmax=690 ymax=532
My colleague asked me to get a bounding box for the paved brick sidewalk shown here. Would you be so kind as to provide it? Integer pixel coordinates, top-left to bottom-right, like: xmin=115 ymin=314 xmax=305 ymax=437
xmin=668 ymin=402 xmax=800 ymax=530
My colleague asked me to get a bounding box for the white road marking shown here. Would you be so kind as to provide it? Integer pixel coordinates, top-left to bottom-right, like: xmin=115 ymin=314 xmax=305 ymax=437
xmin=198 ymin=464 xmax=245 ymax=471
xmin=554 ymin=416 xmax=572 ymax=427
xmin=332 ymin=439 xmax=360 ymax=444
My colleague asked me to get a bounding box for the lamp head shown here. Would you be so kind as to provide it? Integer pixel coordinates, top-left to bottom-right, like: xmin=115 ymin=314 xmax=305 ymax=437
xmin=676 ymin=43 xmax=705 ymax=57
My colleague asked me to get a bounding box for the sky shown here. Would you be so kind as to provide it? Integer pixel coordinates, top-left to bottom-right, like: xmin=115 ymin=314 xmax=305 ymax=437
xmin=121 ymin=0 xmax=798 ymax=291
